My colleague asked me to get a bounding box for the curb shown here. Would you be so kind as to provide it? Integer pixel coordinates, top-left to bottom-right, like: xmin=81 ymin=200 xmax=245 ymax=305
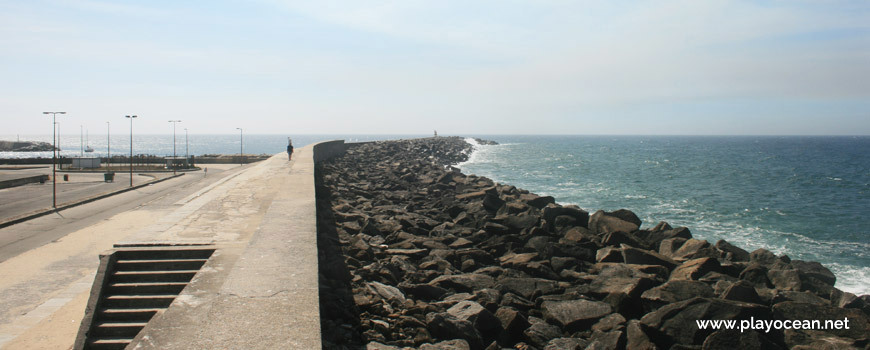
xmin=0 ymin=173 xmax=185 ymax=229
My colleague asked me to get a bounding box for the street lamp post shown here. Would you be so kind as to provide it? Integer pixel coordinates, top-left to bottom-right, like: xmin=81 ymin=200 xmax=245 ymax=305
xmin=168 ymin=120 xmax=181 ymax=174
xmin=125 ymin=115 xmax=137 ymax=187
xmin=43 ymin=111 xmax=66 ymax=209
xmin=184 ymin=128 xmax=189 ymax=167
xmin=236 ymin=127 xmax=243 ymax=166
xmin=107 ymin=121 xmax=111 ymax=171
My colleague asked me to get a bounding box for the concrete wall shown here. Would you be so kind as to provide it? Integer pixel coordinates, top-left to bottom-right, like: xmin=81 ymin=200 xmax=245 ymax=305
xmin=312 ymin=140 xmax=348 ymax=163
xmin=0 ymin=175 xmax=49 ymax=189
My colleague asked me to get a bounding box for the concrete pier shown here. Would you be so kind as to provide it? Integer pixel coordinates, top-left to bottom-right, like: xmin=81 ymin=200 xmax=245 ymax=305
xmin=0 ymin=141 xmax=350 ymax=349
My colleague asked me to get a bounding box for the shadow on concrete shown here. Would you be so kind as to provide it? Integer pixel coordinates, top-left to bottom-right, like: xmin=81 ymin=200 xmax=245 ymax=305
xmin=316 ymin=164 xmax=365 ymax=349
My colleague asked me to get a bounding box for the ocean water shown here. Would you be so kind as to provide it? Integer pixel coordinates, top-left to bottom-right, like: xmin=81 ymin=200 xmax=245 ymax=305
xmin=0 ymin=134 xmax=425 ymax=159
xmin=458 ymin=135 xmax=870 ymax=296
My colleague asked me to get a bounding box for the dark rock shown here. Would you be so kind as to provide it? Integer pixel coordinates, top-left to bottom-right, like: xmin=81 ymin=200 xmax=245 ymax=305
xmin=496 ymin=277 xmax=562 ymax=300
xmin=610 ymin=208 xmax=642 ymax=227
xmin=621 ymin=245 xmax=678 ymax=270
xmin=551 ymin=243 xmax=596 ymax=262
xmin=430 ymin=273 xmax=496 ymax=293
xmin=749 ymin=249 xmax=778 ymax=266
xmin=769 ymin=290 xmax=829 ymax=306
xmin=772 ymin=301 xmax=870 ymax=341
xmin=701 ymin=330 xmax=782 ymax=350
xmin=719 ymin=280 xmax=763 ymax=305
xmin=670 ymin=258 xmax=722 ymax=281
xmin=521 ymin=194 xmax=555 ymax=209
xmin=366 ymin=341 xmax=402 ymax=350
xmin=523 ymin=316 xmax=563 ymax=348
xmin=583 ymin=273 xmax=658 ymax=299
xmin=658 ymin=237 xmax=688 ymax=257
xmin=589 ymin=210 xmax=640 ymax=234
xmin=592 ymin=313 xmax=627 ymax=332
xmin=586 ymin=329 xmax=626 ymax=350
xmin=542 ymin=205 xmax=590 ymax=230
xmin=602 ymin=231 xmax=644 ymax=248
xmin=791 ymin=259 xmax=837 ymax=290
xmin=494 ymin=307 xmax=530 ymax=345
xmin=425 ymin=312 xmax=485 ymax=350
xmin=641 ymin=280 xmax=715 ymax=311
xmin=472 ymin=288 xmax=501 ymax=312
xmin=401 ymin=283 xmax=448 ymax=301
xmin=367 ymin=281 xmax=407 ymax=303
xmin=500 ymin=293 xmax=536 ymax=312
xmin=640 ymin=297 xmax=771 ymax=348
xmin=739 ymin=264 xmax=773 ymax=288
xmin=448 ymin=301 xmax=503 ymax=338
xmin=562 ymin=227 xmax=596 ymax=243
xmin=543 ymin=337 xmax=588 ymax=350
xmin=713 ymin=240 xmax=750 ymax=262
xmin=483 ymin=192 xmax=505 ymax=212
xmin=419 ymin=339 xmax=472 ymax=350
xmin=550 ymin=257 xmax=578 ymax=272
xmin=766 ymin=267 xmax=802 ymax=291
xmin=669 ymin=239 xmax=718 ymax=261
xmin=626 ymin=319 xmax=659 ymax=350
xmin=541 ymin=299 xmax=612 ymax=332
xmin=590 ymin=262 xmax=669 ymax=282
xmin=596 ymin=247 xmax=624 ymax=263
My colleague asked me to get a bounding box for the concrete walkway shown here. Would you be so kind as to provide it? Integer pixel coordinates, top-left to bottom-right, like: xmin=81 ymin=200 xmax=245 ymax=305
xmin=125 ymin=145 xmax=322 ymax=349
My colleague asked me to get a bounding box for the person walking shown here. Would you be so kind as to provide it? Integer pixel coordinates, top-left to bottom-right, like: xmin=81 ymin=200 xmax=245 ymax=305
xmin=287 ymin=138 xmax=294 ymax=161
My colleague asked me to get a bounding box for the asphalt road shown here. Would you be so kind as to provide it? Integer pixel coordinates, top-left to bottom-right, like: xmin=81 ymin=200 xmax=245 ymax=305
xmin=0 ymin=164 xmax=242 ymax=263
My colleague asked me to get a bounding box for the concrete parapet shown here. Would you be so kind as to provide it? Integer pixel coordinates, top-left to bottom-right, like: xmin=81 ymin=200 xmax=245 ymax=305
xmin=124 ymin=143 xmax=325 ymax=349
xmin=0 ymin=174 xmax=48 ymax=189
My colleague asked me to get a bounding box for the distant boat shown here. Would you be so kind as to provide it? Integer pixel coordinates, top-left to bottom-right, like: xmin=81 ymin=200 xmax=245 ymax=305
xmin=85 ymin=145 xmax=94 ymax=153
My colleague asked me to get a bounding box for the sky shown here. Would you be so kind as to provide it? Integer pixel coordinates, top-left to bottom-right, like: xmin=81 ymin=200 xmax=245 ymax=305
xmin=1 ymin=0 xmax=869 ymax=135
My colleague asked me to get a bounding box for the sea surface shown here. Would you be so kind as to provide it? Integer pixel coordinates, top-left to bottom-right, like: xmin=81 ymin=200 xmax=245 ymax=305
xmin=4 ymin=134 xmax=868 ymax=295
xmin=458 ymin=135 xmax=870 ymax=296
xmin=0 ymin=134 xmax=423 ymax=159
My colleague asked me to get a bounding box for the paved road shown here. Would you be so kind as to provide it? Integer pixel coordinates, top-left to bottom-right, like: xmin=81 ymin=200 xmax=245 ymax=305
xmin=0 ymin=165 xmax=240 ymax=263
xmin=0 ymin=162 xmax=258 ymax=348
xmin=0 ymin=167 xmax=184 ymax=222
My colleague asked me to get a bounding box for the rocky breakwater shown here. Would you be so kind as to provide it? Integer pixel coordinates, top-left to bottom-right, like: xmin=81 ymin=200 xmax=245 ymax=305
xmin=315 ymin=137 xmax=870 ymax=350
xmin=0 ymin=140 xmax=55 ymax=152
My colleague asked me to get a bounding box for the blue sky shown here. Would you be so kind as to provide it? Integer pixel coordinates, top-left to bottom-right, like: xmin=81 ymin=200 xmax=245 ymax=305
xmin=1 ymin=0 xmax=869 ymax=135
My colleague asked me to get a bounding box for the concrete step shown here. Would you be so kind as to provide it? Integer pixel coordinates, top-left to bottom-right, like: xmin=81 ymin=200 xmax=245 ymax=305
xmin=114 ymin=258 xmax=208 ymax=271
xmin=111 ymin=270 xmax=198 ymax=283
xmin=88 ymin=337 xmax=133 ymax=350
xmin=107 ymin=282 xmax=188 ymax=295
xmin=114 ymin=249 xmax=214 ymax=261
xmin=91 ymin=322 xmax=148 ymax=337
xmin=99 ymin=308 xmax=161 ymax=322
xmin=103 ymin=295 xmax=176 ymax=309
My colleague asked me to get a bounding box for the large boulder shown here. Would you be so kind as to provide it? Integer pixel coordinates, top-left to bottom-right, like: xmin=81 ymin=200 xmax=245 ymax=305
xmin=640 ymin=297 xmax=771 ymax=348
xmin=641 ymin=280 xmax=715 ymax=312
xmin=701 ymin=329 xmax=783 ymax=350
xmin=429 ymin=273 xmax=496 ymax=293
xmin=523 ymin=316 xmax=563 ymax=348
xmin=589 ymin=210 xmax=639 ymax=234
xmin=772 ymin=301 xmax=870 ymax=343
xmin=495 ymin=277 xmax=562 ymax=300
xmin=541 ymin=299 xmax=613 ymax=332
xmin=447 ymin=301 xmax=502 ymax=338
xmin=543 ymin=205 xmax=590 ymax=230
xmin=621 ymin=245 xmax=678 ymax=270
xmin=669 ymin=257 xmax=722 ymax=281
xmin=425 ymin=312 xmax=485 ymax=350
xmin=494 ymin=307 xmax=530 ymax=345
xmin=714 ymin=240 xmax=750 ymax=262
